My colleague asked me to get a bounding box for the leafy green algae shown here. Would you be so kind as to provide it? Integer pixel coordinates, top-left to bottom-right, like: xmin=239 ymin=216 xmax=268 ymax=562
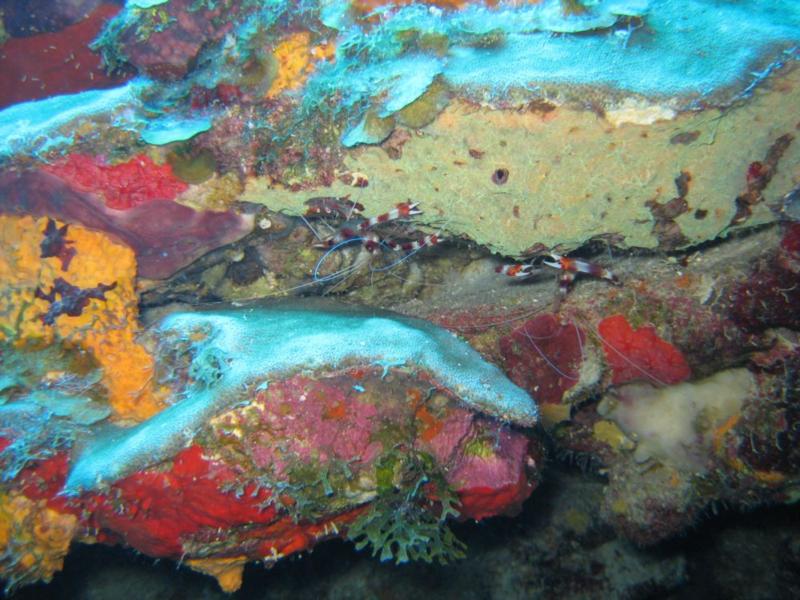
xmin=347 ymin=449 xmax=465 ymax=565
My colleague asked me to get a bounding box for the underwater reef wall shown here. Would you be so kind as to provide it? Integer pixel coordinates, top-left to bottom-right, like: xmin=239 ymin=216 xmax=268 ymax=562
xmin=1 ymin=0 xmax=800 ymax=596
xmin=1 ymin=0 xmax=798 ymax=257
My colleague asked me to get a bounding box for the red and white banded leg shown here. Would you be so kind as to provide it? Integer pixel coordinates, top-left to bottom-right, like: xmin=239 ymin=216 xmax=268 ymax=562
xmin=387 ymin=233 xmax=445 ymax=253
xmin=543 ymin=253 xmax=619 ymax=284
xmin=495 ymin=263 xmax=537 ymax=279
xmin=358 ymin=202 xmax=422 ymax=231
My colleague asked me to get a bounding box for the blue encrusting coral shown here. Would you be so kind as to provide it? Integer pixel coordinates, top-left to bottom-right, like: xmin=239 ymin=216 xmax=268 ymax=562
xmin=63 ymin=303 xmax=537 ymax=494
xmin=317 ymin=0 xmax=800 ymax=142
xmin=2 ymin=1 xmax=799 ymax=155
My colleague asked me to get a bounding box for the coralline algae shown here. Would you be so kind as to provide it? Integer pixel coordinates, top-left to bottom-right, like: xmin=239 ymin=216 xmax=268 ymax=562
xmin=64 ymin=303 xmax=537 ymax=494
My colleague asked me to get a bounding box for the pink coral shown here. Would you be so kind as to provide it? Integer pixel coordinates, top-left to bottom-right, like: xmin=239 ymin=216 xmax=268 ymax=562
xmin=447 ymin=424 xmax=534 ymax=520
xmin=236 ymin=375 xmax=383 ymax=477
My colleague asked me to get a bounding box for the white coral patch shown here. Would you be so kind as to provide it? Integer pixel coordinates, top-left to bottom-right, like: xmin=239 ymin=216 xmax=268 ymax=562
xmin=598 ymin=369 xmax=755 ymax=472
xmin=606 ymin=99 xmax=677 ymax=127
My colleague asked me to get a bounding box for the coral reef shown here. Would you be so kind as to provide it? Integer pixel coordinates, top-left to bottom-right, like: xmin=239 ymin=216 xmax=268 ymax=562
xmin=65 ymin=303 xmax=537 ymax=494
xmin=405 ymin=220 xmax=800 ymax=548
xmin=1 ymin=1 xmax=796 ymax=256
xmin=0 ymin=1 xmax=799 ymax=596
xmin=0 ymin=308 xmax=540 ymax=592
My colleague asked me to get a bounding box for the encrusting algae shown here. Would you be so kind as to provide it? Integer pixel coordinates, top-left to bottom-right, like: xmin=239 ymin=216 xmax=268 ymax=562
xmin=0 ymin=492 xmax=77 ymax=590
xmin=0 ymin=215 xmax=164 ymax=421
xmin=267 ymin=31 xmax=335 ymax=98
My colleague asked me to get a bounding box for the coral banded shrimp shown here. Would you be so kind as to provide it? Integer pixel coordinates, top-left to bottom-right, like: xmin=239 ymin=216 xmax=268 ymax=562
xmin=302 ymin=199 xmax=446 ymax=294
xmin=496 ymin=251 xmax=620 ymax=310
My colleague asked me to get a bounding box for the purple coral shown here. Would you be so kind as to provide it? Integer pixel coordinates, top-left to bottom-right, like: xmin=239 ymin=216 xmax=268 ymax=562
xmin=40 ymin=218 xmax=76 ymax=271
xmin=35 ymin=277 xmax=116 ymax=325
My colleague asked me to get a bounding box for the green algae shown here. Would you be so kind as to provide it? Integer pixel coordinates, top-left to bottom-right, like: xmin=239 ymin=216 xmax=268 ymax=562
xmin=347 ymin=448 xmax=465 ymax=565
xmin=463 ymin=435 xmax=496 ymax=459
xmin=396 ymin=78 xmax=450 ymax=129
xmin=280 ymin=458 xmax=359 ymax=521
xmin=167 ymin=148 xmax=217 ymax=184
xmin=238 ymin=51 xmax=278 ymax=90
xmin=375 ymin=452 xmax=401 ymax=493
xmin=133 ymin=5 xmax=174 ymax=43
xmin=342 ymin=110 xmax=396 ymax=147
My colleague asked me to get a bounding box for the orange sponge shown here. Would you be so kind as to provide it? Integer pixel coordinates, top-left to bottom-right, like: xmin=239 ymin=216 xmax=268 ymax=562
xmin=0 ymin=215 xmax=164 ymax=421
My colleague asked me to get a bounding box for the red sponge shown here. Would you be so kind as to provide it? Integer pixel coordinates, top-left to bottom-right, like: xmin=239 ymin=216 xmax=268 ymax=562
xmin=598 ymin=314 xmax=690 ymax=386
xmin=44 ymin=154 xmax=188 ymax=210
